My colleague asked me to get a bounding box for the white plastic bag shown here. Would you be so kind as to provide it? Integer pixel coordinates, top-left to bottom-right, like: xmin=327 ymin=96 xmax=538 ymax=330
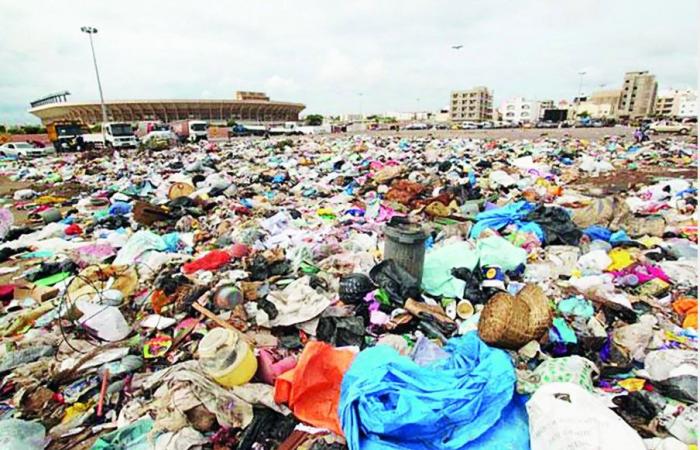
xmin=527 ymin=382 xmax=646 ymax=450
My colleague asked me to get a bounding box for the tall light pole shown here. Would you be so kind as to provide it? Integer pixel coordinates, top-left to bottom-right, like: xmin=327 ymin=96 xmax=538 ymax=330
xmin=357 ymin=92 xmax=364 ymax=124
xmin=577 ymin=71 xmax=587 ymax=100
xmin=81 ymin=26 xmax=108 ymax=128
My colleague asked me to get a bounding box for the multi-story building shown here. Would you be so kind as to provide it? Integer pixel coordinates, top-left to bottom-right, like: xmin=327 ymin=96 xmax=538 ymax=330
xmin=617 ymin=71 xmax=657 ymax=119
xmin=574 ymin=89 xmax=621 ymax=119
xmin=450 ymin=87 xmax=493 ymax=122
xmin=678 ymin=91 xmax=698 ymax=118
xmin=655 ymin=89 xmax=697 ymax=119
xmin=498 ymin=97 xmax=541 ymax=124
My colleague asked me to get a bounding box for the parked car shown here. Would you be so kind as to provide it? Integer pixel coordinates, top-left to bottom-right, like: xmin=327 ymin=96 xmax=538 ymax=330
xmin=404 ymin=123 xmax=429 ymax=130
xmin=480 ymin=121 xmax=494 ymax=129
xmin=648 ymin=121 xmax=691 ymax=134
xmin=460 ymin=121 xmax=479 ymax=130
xmin=0 ymin=141 xmax=55 ymax=158
xmin=434 ymin=123 xmax=450 ymax=130
xmin=536 ymin=121 xmax=557 ymax=128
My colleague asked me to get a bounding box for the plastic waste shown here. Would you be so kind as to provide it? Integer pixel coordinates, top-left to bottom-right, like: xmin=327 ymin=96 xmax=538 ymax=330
xmin=339 ymin=332 xmax=530 ymax=450
xmin=0 ymin=418 xmax=47 ymax=450
xmin=527 ymin=382 xmax=646 ymax=450
xmin=198 ymin=327 xmax=257 ymax=387
xmin=274 ymin=341 xmax=356 ymax=435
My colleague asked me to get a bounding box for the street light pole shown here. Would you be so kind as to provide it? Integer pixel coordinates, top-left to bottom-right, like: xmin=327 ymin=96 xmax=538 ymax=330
xmin=577 ymin=71 xmax=587 ymax=99
xmin=81 ymin=26 xmax=108 ymax=131
xmin=357 ymin=92 xmax=364 ymax=125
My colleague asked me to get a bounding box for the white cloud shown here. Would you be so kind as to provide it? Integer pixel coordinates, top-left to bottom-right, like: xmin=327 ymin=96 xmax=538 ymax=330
xmin=264 ymin=75 xmax=300 ymax=94
xmin=0 ymin=0 xmax=697 ymax=123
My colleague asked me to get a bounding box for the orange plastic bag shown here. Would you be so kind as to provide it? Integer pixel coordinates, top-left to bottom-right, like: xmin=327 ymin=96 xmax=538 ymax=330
xmin=274 ymin=341 xmax=356 ymax=435
xmin=673 ymin=297 xmax=698 ymax=329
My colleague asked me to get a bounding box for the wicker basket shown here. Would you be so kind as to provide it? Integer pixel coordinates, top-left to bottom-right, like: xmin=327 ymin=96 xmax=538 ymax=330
xmin=478 ymin=284 xmax=552 ymax=349
xmin=517 ymin=284 xmax=553 ymax=339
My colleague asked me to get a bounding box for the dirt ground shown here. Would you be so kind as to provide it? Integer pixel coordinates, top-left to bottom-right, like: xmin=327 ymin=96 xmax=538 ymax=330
xmin=352 ymin=126 xmax=697 ymax=142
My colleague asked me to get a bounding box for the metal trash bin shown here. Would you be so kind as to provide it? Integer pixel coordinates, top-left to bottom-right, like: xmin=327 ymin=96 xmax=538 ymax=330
xmin=383 ymin=223 xmax=428 ymax=283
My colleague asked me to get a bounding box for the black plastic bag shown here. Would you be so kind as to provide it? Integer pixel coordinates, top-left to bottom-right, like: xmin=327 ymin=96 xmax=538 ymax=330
xmin=612 ymin=391 xmax=660 ymax=421
xmin=26 ymin=260 xmax=78 ymax=282
xmin=525 ymin=205 xmax=582 ymax=246
xmin=236 ymin=407 xmax=298 ymax=450
xmin=450 ymin=267 xmax=490 ymax=304
xmin=369 ymin=259 xmax=420 ymax=306
xmin=339 ymin=274 xmax=375 ymax=304
xmin=650 ymin=375 xmax=698 ymax=404
xmin=317 ymin=316 xmax=366 ymax=348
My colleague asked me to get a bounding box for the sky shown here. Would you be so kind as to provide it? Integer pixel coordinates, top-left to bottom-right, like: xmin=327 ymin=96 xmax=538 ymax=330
xmin=0 ymin=0 xmax=697 ymax=124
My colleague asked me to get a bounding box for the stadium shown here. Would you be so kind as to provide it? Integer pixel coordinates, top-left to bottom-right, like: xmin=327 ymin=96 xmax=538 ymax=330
xmin=28 ymin=91 xmax=305 ymax=125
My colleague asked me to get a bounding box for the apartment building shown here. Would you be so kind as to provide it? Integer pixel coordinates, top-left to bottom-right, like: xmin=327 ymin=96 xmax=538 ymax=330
xmin=617 ymin=71 xmax=657 ymax=119
xmin=655 ymin=89 xmax=697 ymax=119
xmin=498 ymin=97 xmax=541 ymax=124
xmin=450 ymin=87 xmax=493 ymax=122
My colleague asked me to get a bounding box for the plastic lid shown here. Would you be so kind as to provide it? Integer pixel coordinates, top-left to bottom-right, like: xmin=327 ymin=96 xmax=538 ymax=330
xmin=384 ymin=223 xmax=427 ymax=243
xmin=198 ymin=327 xmax=237 ymax=358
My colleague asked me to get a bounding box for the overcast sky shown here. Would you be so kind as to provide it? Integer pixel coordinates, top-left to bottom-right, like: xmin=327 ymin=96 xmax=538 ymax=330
xmin=1 ymin=0 xmax=697 ymax=124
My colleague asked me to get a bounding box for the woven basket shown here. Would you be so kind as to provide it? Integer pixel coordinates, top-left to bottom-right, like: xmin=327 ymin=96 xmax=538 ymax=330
xmin=478 ymin=284 xmax=552 ymax=349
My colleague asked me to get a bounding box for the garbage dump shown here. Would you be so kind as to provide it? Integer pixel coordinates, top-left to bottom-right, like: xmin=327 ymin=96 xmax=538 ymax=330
xmin=0 ymin=133 xmax=696 ymax=450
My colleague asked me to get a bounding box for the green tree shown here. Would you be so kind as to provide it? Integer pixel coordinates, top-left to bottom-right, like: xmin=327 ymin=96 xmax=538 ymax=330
xmin=226 ymin=119 xmax=238 ymax=127
xmin=22 ymin=125 xmax=45 ymax=134
xmin=577 ymin=111 xmax=590 ymax=118
xmin=304 ymin=114 xmax=324 ymax=126
xmin=0 ymin=125 xmax=5 ymax=133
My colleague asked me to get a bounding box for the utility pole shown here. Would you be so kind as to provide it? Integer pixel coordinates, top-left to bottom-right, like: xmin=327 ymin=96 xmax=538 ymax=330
xmin=577 ymin=71 xmax=587 ymax=99
xmin=81 ymin=26 xmax=108 ymax=137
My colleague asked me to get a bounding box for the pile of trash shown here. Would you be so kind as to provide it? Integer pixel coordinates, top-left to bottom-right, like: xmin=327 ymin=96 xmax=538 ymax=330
xmin=0 ymin=133 xmax=696 ymax=450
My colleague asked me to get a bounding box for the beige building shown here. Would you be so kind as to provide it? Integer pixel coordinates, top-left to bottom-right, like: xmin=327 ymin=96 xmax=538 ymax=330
xmin=575 ymin=89 xmax=621 ymax=119
xmin=654 ymin=89 xmax=698 ymax=118
xmin=617 ymin=71 xmax=657 ymax=119
xmin=450 ymin=87 xmax=493 ymax=122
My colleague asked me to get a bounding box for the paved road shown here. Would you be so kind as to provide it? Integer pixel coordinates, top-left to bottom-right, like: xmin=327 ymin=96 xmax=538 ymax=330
xmin=347 ymin=126 xmax=696 ymax=141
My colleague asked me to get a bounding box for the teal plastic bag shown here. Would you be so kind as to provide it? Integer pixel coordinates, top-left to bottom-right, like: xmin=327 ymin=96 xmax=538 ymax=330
xmin=91 ymin=418 xmax=154 ymax=450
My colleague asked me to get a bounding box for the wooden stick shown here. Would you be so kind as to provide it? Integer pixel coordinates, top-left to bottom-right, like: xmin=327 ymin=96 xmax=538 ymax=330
xmin=191 ymin=302 xmax=253 ymax=345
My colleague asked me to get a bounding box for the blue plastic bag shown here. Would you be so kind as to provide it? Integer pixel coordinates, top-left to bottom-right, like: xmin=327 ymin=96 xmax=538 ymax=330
xmin=470 ymin=201 xmax=544 ymax=242
xmin=108 ymin=201 xmax=133 ymax=216
xmin=339 ymin=332 xmax=530 ymax=450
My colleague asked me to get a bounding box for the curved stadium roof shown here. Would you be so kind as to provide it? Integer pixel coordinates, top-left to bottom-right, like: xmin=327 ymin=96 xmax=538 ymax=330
xmin=29 ymin=97 xmax=305 ymax=125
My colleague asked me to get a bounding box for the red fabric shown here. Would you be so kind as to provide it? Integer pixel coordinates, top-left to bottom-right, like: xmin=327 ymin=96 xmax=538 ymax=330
xmin=274 ymin=341 xmax=356 ymax=435
xmin=182 ymin=250 xmax=232 ymax=274
xmin=64 ymin=224 xmax=83 ymax=236
xmin=230 ymin=243 xmax=250 ymax=259
xmin=0 ymin=285 xmax=14 ymax=302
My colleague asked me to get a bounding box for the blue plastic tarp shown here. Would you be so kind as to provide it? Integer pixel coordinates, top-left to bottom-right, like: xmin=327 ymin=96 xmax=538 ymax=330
xmin=469 ymin=201 xmax=544 ymax=241
xmin=339 ymin=332 xmax=530 ymax=450
xmin=583 ymin=226 xmax=630 ymax=244
xmin=583 ymin=225 xmax=612 ymax=242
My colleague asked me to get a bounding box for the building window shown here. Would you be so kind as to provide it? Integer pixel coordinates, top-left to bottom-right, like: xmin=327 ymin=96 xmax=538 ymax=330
xmin=507 ymin=105 xmax=515 ymax=111
xmin=522 ymin=104 xmax=530 ymax=110
xmin=506 ymin=112 xmax=515 ymax=117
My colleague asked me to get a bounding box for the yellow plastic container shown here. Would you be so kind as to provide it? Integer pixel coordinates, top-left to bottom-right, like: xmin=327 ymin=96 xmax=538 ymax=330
xmin=198 ymin=327 xmax=257 ymax=387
